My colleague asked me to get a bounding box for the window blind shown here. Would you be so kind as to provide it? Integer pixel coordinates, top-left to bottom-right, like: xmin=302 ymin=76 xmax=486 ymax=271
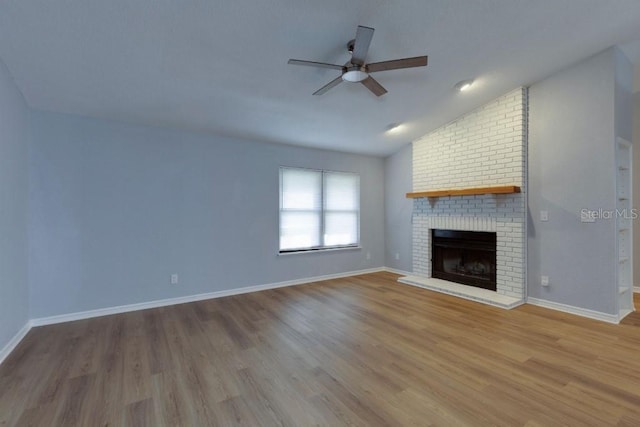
xmin=280 ymin=167 xmax=360 ymax=252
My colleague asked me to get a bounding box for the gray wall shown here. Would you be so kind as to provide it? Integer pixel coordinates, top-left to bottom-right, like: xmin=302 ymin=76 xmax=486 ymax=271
xmin=29 ymin=111 xmax=385 ymax=318
xmin=528 ymin=48 xmax=629 ymax=314
xmin=0 ymin=58 xmax=30 ymax=350
xmin=384 ymin=143 xmax=412 ymax=272
xmin=634 ymin=90 xmax=640 ymax=287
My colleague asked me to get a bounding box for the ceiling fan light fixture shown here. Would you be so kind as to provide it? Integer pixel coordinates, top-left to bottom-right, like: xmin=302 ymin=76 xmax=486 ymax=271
xmin=455 ymin=79 xmax=474 ymax=92
xmin=342 ymin=67 xmax=368 ymax=82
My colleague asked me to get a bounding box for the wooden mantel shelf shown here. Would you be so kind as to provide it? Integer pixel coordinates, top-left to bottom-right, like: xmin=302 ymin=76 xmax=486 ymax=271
xmin=406 ymin=185 xmax=521 ymax=199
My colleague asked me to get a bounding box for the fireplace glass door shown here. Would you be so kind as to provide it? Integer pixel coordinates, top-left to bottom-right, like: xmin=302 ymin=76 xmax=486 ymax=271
xmin=431 ymin=229 xmax=497 ymax=291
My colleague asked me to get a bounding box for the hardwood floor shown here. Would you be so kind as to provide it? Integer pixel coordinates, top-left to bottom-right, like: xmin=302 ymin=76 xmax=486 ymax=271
xmin=2 ymin=272 xmax=640 ymax=426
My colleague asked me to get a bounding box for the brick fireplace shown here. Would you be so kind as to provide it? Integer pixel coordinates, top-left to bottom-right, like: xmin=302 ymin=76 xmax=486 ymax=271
xmin=399 ymin=88 xmax=527 ymax=308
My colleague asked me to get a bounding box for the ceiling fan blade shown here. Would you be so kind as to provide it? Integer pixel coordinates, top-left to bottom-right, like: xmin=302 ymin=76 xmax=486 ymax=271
xmin=361 ymin=76 xmax=387 ymax=97
xmin=288 ymin=59 xmax=344 ymax=71
xmin=350 ymin=26 xmax=374 ymax=65
xmin=313 ymin=75 xmax=344 ymax=95
xmin=367 ymin=56 xmax=428 ymax=73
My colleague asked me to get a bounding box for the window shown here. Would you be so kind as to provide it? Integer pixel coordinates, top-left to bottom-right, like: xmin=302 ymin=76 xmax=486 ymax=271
xmin=279 ymin=167 xmax=360 ymax=253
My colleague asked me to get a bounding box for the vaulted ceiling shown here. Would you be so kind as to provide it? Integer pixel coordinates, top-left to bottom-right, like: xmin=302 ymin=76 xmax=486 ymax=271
xmin=1 ymin=0 xmax=639 ymax=156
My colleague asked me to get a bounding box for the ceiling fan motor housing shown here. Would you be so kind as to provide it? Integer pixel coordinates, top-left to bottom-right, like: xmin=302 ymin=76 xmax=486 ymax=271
xmin=347 ymin=39 xmax=356 ymax=54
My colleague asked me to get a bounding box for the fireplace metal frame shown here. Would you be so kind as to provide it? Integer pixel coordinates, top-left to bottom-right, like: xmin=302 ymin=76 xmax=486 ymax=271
xmin=431 ymin=229 xmax=497 ymax=291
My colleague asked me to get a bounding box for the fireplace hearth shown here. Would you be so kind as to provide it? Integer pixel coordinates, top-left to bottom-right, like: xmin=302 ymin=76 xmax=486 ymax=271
xmin=431 ymin=229 xmax=497 ymax=291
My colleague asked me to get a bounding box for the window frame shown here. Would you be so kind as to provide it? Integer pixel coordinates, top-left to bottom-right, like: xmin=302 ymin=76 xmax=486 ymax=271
xmin=278 ymin=166 xmax=361 ymax=254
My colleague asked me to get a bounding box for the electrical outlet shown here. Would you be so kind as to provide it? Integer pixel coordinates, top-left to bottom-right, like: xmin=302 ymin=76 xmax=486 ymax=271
xmin=541 ymin=275 xmax=549 ymax=287
xmin=540 ymin=210 xmax=549 ymax=222
xmin=171 ymin=274 xmax=179 ymax=285
xmin=395 ymin=253 xmax=400 ymax=260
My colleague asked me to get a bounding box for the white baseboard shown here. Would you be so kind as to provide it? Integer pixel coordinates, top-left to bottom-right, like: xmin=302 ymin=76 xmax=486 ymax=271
xmin=526 ymin=297 xmax=620 ymax=324
xmin=383 ymin=267 xmax=412 ymax=276
xmin=0 ymin=321 xmax=32 ymax=366
xmin=30 ymin=267 xmax=387 ymax=327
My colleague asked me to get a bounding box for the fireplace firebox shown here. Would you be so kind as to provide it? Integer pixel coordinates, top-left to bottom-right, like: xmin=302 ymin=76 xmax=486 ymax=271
xmin=431 ymin=229 xmax=497 ymax=291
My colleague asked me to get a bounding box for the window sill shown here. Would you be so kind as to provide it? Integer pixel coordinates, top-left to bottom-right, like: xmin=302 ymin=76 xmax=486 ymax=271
xmin=278 ymin=246 xmax=362 ymax=256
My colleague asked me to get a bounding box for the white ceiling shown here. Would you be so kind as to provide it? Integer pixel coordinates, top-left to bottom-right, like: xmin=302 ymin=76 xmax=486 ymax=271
xmin=1 ymin=0 xmax=640 ymax=156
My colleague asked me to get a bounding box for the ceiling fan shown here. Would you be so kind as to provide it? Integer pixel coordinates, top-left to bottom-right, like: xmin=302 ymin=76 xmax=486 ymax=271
xmin=288 ymin=25 xmax=428 ymax=97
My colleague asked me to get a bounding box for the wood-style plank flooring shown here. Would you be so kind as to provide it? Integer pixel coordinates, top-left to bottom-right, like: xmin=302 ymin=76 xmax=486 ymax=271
xmin=1 ymin=272 xmax=640 ymax=426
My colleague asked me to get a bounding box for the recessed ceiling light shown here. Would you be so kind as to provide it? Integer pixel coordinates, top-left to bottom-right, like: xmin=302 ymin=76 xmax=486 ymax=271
xmin=454 ymin=79 xmax=474 ymax=92
xmin=386 ymin=123 xmax=404 ymax=133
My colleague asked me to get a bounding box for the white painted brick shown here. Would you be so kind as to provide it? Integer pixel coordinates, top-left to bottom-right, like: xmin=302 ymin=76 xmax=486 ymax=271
xmin=411 ymin=87 xmax=527 ymax=301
